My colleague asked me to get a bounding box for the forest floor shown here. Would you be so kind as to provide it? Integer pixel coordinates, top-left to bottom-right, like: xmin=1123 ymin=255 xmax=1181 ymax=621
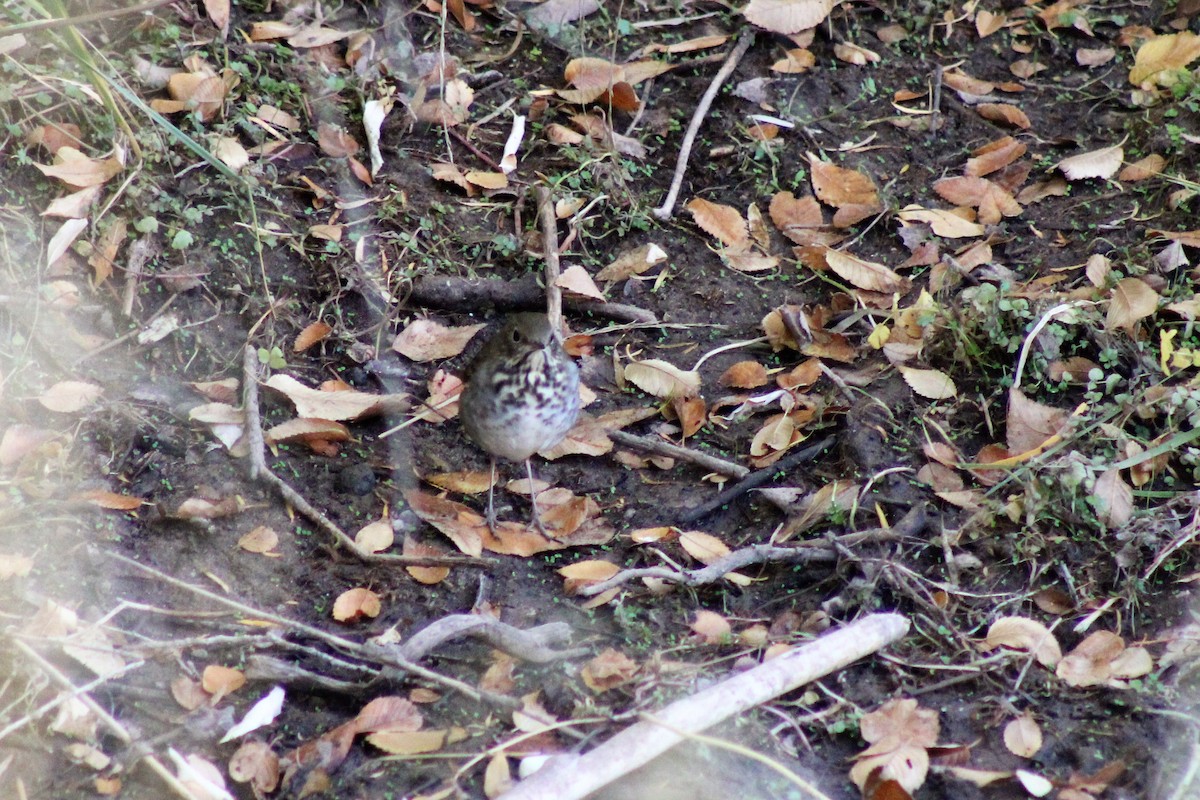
xmin=3 ymin=1 xmax=1200 ymax=798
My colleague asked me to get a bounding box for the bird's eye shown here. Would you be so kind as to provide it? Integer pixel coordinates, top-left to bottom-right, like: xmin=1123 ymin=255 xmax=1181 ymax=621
xmin=510 ymin=328 xmax=523 ymax=343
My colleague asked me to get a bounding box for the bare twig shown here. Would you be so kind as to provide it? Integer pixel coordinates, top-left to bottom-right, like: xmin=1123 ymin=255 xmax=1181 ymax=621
xmin=9 ymin=637 xmax=197 ymax=800
xmin=607 ymin=430 xmax=749 ymax=479
xmin=535 ymin=185 xmax=564 ymax=328
xmin=677 ymin=435 xmax=836 ymax=523
xmin=409 ymin=274 xmax=657 ymax=324
xmin=577 ymin=516 xmax=912 ymax=597
xmin=652 ymin=30 xmax=756 ymax=220
xmin=105 ymin=552 xmax=521 ymax=709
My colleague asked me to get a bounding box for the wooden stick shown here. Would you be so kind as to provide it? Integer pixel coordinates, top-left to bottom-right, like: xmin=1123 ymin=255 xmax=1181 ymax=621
xmin=607 ymin=430 xmax=749 ymax=479
xmin=499 ymin=613 xmax=910 ymax=800
xmin=535 ymin=185 xmax=564 ymax=328
xmin=652 ymin=30 xmax=755 ymax=221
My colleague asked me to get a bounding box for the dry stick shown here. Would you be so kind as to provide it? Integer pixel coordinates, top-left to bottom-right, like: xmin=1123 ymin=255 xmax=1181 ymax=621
xmin=105 ymin=551 xmax=521 ymax=710
xmin=498 ymin=613 xmax=910 ymax=800
xmin=241 ymin=345 xmax=485 ymax=568
xmin=677 ymin=435 xmax=836 ymax=524
xmin=9 ymin=638 xmax=197 ymax=800
xmin=652 ymin=29 xmax=756 ymax=221
xmin=408 ymin=274 xmax=657 ymax=324
xmin=578 ymin=513 xmax=915 ymax=597
xmin=535 ymin=185 xmax=564 ymax=328
xmin=607 ymin=430 xmax=750 ymax=479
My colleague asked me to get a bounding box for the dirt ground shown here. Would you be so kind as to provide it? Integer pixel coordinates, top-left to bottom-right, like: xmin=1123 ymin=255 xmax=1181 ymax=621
xmin=3 ymin=0 xmax=1200 ymax=798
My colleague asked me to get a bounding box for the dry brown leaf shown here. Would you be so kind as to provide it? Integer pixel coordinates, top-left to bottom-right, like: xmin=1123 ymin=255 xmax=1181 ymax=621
xmin=897 ymin=206 xmax=985 ymax=238
xmin=595 ymin=243 xmax=667 ymax=282
xmin=690 ymin=609 xmax=732 ymax=643
xmin=1106 ymin=276 xmax=1158 ymax=331
xmin=1057 ymin=144 xmax=1124 ymax=181
xmin=367 ymin=728 xmax=466 ymax=755
xmin=1118 ymin=154 xmax=1165 ymax=182
xmin=823 ymin=248 xmax=911 ymax=294
xmin=354 ymin=519 xmax=394 ymax=553
xmin=686 ymin=198 xmax=750 ymax=249
xmin=403 ymin=535 xmax=452 ymax=585
xmin=34 ymin=147 xmax=123 ymax=190
xmin=720 ymin=360 xmax=769 ymax=388
xmin=623 ymin=358 xmax=701 ymax=398
xmin=743 ymin=0 xmax=834 ymax=34
xmin=976 ymin=9 xmax=1007 ymax=37
xmin=976 ymin=103 xmax=1031 ymax=129
xmin=393 ymin=319 xmax=485 ymax=362
xmin=981 ymin=616 xmax=1062 ymax=667
xmin=771 ymin=48 xmax=816 ymax=73
xmin=1077 ymin=46 xmax=1116 ymax=67
xmin=1093 ymin=468 xmax=1133 ymax=529
xmin=580 ymin=648 xmax=638 ymax=691
xmin=332 ymin=588 xmax=382 ymax=622
xmin=1129 ymin=31 xmax=1200 ymax=87
xmin=202 ymin=664 xmax=246 ymax=697
xmin=808 ymin=154 xmax=881 ymax=212
xmin=833 ymin=41 xmax=880 ymax=65
xmin=556 ymin=265 xmax=605 ymax=300
xmin=899 ymin=367 xmax=956 ymax=399
xmin=294 ymin=321 xmax=333 ymax=352
xmin=933 ymin=176 xmax=1022 ymax=224
xmin=1003 ymin=712 xmax=1043 ymax=758
xmin=39 ymin=380 xmax=103 ymax=413
xmin=228 ymin=740 xmax=280 ymax=794
xmin=1006 ymin=388 xmax=1068 ymax=455
xmin=943 ymin=70 xmax=995 ymax=96
xmin=238 ymin=526 xmax=280 ymax=554
xmin=965 ymin=136 xmax=1027 ymax=177
xmin=265 ymin=374 xmax=406 ymax=420
xmin=1056 ymin=630 xmax=1125 ymax=687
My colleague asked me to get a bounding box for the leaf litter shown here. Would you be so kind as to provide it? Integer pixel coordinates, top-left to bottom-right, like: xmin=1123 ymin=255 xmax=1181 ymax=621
xmin=1 ymin=0 xmax=1196 ymax=798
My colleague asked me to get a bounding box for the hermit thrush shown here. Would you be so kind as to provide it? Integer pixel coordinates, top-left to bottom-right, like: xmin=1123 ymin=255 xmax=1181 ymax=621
xmin=459 ymin=313 xmax=581 ymax=533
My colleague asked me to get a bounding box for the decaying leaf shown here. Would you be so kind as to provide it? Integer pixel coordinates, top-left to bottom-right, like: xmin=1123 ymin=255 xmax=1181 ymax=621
xmin=1057 ymin=144 xmax=1124 ymax=181
xmin=623 ymin=358 xmax=701 ymax=398
xmin=744 ymin=0 xmax=835 ymax=34
xmin=980 ymin=616 xmax=1062 ymax=667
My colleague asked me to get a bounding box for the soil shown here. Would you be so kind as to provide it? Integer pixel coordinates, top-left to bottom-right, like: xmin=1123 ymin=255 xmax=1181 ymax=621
xmin=2 ymin=1 xmax=1199 ymax=799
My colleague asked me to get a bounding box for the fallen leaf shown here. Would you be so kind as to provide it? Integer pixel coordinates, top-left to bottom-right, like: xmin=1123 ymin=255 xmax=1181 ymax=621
xmin=1106 ymin=277 xmax=1158 ymax=331
xmin=393 ymin=319 xmax=485 ymax=362
xmin=899 ymin=367 xmax=957 ymax=399
xmin=1003 ymin=712 xmax=1043 ymax=758
xmin=39 ymin=380 xmax=103 ymax=413
xmin=623 ymin=358 xmax=701 ymax=398
xmin=1057 ymin=144 xmax=1124 ymax=181
xmin=686 ymin=198 xmax=749 ymax=250
xmin=744 ymin=0 xmax=835 ymax=33
xmin=332 ymin=588 xmax=382 ymax=622
xmin=980 ymin=616 xmax=1062 ymax=667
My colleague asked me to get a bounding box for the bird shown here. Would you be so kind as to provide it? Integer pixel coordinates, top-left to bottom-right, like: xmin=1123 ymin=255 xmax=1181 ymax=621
xmin=458 ymin=313 xmax=581 ymax=534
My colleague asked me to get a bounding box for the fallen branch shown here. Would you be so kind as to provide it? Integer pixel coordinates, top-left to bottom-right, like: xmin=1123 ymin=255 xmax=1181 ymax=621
xmin=576 ymin=508 xmax=921 ymax=596
xmin=652 ymin=29 xmax=756 ymax=221
xmin=106 ymin=551 xmax=522 ymax=710
xmin=408 ymin=274 xmax=657 ymax=324
xmin=241 ymin=345 xmax=487 ymax=568
xmin=498 ymin=613 xmax=910 ymax=800
xmin=677 ymin=435 xmax=836 ymax=523
xmin=607 ymin=430 xmax=749 ymax=479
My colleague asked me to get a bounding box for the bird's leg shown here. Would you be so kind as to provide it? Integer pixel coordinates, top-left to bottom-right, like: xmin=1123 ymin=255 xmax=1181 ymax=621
xmin=485 ymin=457 xmax=499 ymax=533
xmin=525 ymin=458 xmax=551 ymax=536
